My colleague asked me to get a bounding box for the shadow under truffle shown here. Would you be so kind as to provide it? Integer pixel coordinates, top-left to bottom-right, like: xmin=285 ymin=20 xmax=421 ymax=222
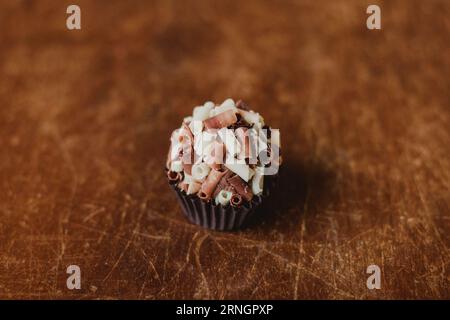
xmin=244 ymin=157 xmax=338 ymax=233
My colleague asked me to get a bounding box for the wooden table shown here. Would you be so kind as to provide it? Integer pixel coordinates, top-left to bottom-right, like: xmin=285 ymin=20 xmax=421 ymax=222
xmin=0 ymin=0 xmax=448 ymax=299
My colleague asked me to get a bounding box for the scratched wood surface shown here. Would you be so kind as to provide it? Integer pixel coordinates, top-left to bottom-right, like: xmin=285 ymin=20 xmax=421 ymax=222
xmin=0 ymin=0 xmax=449 ymax=299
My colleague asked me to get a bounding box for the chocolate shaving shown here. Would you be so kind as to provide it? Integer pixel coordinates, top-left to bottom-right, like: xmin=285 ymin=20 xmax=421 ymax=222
xmin=212 ymin=170 xmax=234 ymax=198
xmin=230 ymin=194 xmax=243 ymax=208
xmin=180 ymin=123 xmax=195 ymax=174
xmin=211 ymin=142 xmax=225 ymax=164
xmin=167 ymin=136 xmax=183 ymax=170
xmin=205 ymin=141 xmax=225 ymax=169
xmin=213 ymin=185 xmax=234 ymax=199
xmin=204 ymin=110 xmax=237 ymax=129
xmin=206 ymin=162 xmax=222 ymax=171
xmin=235 ymin=127 xmax=254 ymax=160
xmin=227 ymin=174 xmax=253 ymax=201
xmin=183 ymin=162 xmax=193 ymax=175
xmin=228 ymin=113 xmax=252 ymax=129
xmin=261 ymin=144 xmax=282 ymax=168
xmin=199 ymin=169 xmax=226 ymax=200
xmin=167 ymin=171 xmax=182 ymax=184
xmin=166 ymin=147 xmax=172 ymax=170
xmin=182 ymin=122 xmax=194 ymax=143
xmin=198 ymin=191 xmax=209 ymax=201
xmin=236 ymin=100 xmax=250 ymax=111
xmin=262 ymin=125 xmax=271 ymax=139
xmin=179 ymin=182 xmax=189 ymax=193
xmin=211 ymin=163 xmax=223 ymax=171
xmin=181 ymin=141 xmax=194 ymax=174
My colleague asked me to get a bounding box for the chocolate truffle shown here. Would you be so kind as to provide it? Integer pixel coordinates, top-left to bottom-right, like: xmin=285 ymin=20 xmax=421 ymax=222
xmin=166 ymin=99 xmax=281 ymax=231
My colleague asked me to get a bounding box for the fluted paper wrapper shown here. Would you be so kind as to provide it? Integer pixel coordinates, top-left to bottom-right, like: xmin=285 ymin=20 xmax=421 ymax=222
xmin=169 ymin=175 xmax=277 ymax=231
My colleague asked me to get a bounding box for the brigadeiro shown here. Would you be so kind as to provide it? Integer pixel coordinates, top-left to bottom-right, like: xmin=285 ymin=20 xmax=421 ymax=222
xmin=166 ymin=99 xmax=281 ymax=231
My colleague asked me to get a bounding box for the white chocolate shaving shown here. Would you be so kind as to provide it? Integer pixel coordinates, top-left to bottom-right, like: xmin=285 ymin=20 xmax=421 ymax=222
xmin=201 ymin=140 xmax=214 ymax=160
xmin=189 ymin=119 xmax=203 ymax=136
xmin=220 ymin=98 xmax=235 ymax=109
xmin=259 ymin=115 xmax=265 ymax=126
xmin=194 ymin=154 xmax=204 ymax=165
xmin=224 ymin=163 xmax=255 ymax=182
xmin=251 ymin=167 xmax=265 ymax=195
xmin=218 ymin=128 xmax=241 ymax=157
xmin=183 ymin=116 xmax=193 ymax=124
xmin=170 ymin=142 xmax=182 ymax=161
xmin=202 ymin=131 xmax=216 ymax=143
xmin=170 ymin=129 xmax=181 ymax=144
xmin=215 ymin=190 xmax=233 ymax=206
xmin=203 ymin=101 xmax=215 ymax=109
xmin=194 ymin=131 xmax=215 ymax=158
xmin=187 ymin=181 xmax=201 ymax=195
xmin=170 ymin=160 xmax=183 ymax=173
xmin=193 ymin=105 xmax=213 ymax=121
xmin=258 ymin=134 xmax=268 ymax=154
xmin=271 ymin=129 xmax=281 ymax=148
xmin=238 ymin=109 xmax=264 ymax=126
xmin=183 ymin=173 xmax=194 ymax=185
xmin=210 ymin=98 xmax=237 ymax=117
xmin=191 ymin=163 xmax=211 ymax=181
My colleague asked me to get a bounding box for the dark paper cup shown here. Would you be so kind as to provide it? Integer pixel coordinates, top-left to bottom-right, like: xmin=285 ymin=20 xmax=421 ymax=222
xmin=168 ymin=174 xmax=277 ymax=231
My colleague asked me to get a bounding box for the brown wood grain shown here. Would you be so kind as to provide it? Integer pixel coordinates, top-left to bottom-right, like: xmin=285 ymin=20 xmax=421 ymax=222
xmin=0 ymin=0 xmax=448 ymax=299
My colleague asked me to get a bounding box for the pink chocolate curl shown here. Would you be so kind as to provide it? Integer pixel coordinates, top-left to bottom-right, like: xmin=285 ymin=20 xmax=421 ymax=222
xmin=204 ymin=141 xmax=225 ymax=170
xmin=180 ymin=123 xmax=196 ymax=174
xmin=203 ymin=110 xmax=238 ymax=129
xmin=212 ymin=170 xmax=234 ymax=198
xmin=181 ymin=141 xmax=194 ymax=175
xmin=227 ymin=174 xmax=253 ymax=201
xmin=236 ymin=100 xmax=250 ymax=111
xmin=180 ymin=123 xmax=194 ymax=143
xmin=230 ymin=194 xmax=243 ymax=207
xmin=183 ymin=163 xmax=193 ymax=175
xmin=235 ymin=127 xmax=254 ymax=160
xmin=198 ymin=191 xmax=209 ymax=201
xmin=167 ymin=171 xmax=182 ymax=184
xmin=199 ymin=169 xmax=226 ymax=200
